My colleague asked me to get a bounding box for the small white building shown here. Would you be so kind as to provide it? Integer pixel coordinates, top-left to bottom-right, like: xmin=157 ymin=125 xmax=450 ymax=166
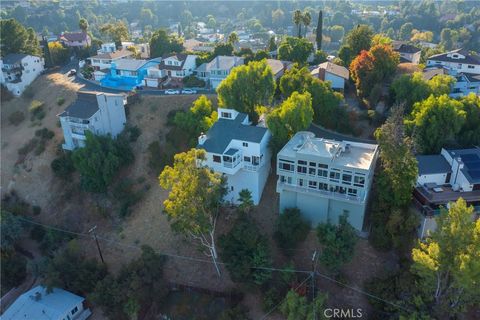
xmin=427 ymin=49 xmax=480 ymax=75
xmin=1 ymin=285 xmax=91 ymax=320
xmin=311 ymin=62 xmax=349 ymax=91
xmin=58 ymin=91 xmax=127 ymax=150
xmin=197 ymin=108 xmax=271 ymax=205
xmin=157 ymin=54 xmax=197 ymax=78
xmin=276 ymin=132 xmax=379 ymax=231
xmin=196 ymin=55 xmax=244 ymax=89
xmin=0 ymin=54 xmax=44 ymax=96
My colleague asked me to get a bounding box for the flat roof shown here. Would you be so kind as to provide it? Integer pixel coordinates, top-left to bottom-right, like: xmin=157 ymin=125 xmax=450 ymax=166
xmin=278 ymin=131 xmax=378 ymax=171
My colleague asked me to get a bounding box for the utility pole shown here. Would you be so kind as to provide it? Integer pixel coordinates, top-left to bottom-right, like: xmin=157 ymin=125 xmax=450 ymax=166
xmin=311 ymin=250 xmax=319 ymax=320
xmin=88 ymin=226 xmax=105 ymax=264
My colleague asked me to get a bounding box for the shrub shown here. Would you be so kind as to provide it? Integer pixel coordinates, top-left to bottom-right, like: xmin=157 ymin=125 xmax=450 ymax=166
xmin=274 ymin=208 xmax=310 ymax=256
xmin=8 ymin=111 xmax=25 ymax=126
xmin=35 ymin=128 xmax=55 ymax=140
xmin=18 ymin=138 xmax=39 ymax=156
xmin=125 ymin=126 xmax=141 ymax=142
xmin=113 ymin=179 xmax=144 ymax=218
xmin=57 ymin=97 xmax=65 ymax=106
xmin=29 ymin=100 xmax=45 ymax=121
xmin=1 ymin=250 xmax=27 ymax=292
xmin=147 ymin=141 xmax=175 ymax=175
xmin=51 ymin=153 xmax=75 ymax=179
xmin=1 ymin=191 xmax=31 ymax=216
xmin=183 ymin=75 xmax=206 ymax=88
xmin=22 ymin=85 xmax=35 ymax=99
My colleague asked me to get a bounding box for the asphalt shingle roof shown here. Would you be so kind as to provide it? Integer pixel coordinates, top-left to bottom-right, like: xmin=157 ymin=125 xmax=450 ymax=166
xmin=198 ymin=113 xmax=268 ymax=154
xmin=59 ymin=31 xmax=88 ymax=42
xmin=113 ymin=58 xmax=148 ymax=71
xmin=2 ymin=53 xmax=29 ymax=65
xmin=416 ymin=155 xmax=452 ymax=175
xmin=90 ymin=49 xmax=133 ymax=60
xmin=428 ymin=49 xmax=480 ymax=65
xmin=315 ymin=62 xmax=349 ymax=79
xmin=392 ymin=41 xmax=421 ymax=54
xmin=59 ymin=92 xmax=99 ymax=119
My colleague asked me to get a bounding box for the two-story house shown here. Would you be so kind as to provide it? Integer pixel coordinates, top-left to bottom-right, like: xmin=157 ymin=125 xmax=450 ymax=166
xmin=414 ymin=148 xmax=480 ymax=237
xmin=310 ymin=61 xmax=349 ymax=91
xmin=276 ymin=132 xmax=379 ymax=231
xmin=58 ymin=91 xmax=127 ymax=150
xmin=1 ymin=285 xmax=91 ymax=320
xmin=197 ymin=108 xmax=271 ymax=205
xmin=88 ymin=43 xmax=133 ymax=70
xmin=0 ymin=53 xmax=44 ymax=96
xmin=196 ymin=56 xmax=244 ymax=89
xmin=392 ymin=41 xmax=421 ymax=64
xmin=58 ymin=31 xmax=91 ymax=48
xmin=427 ymin=49 xmax=480 ymax=75
xmin=157 ymin=54 xmax=197 ymax=78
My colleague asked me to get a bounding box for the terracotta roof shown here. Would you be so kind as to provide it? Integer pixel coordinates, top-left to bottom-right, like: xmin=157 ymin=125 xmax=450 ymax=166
xmin=59 ymin=32 xmax=88 ymax=42
xmin=89 ymin=49 xmax=133 ymax=60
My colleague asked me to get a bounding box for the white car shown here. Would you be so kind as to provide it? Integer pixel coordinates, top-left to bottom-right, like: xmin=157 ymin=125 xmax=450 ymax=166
xmin=181 ymin=88 xmax=197 ymax=94
xmin=164 ymin=89 xmax=180 ymax=95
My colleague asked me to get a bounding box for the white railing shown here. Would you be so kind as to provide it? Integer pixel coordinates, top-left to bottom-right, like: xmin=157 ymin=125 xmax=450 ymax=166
xmin=278 ymin=181 xmax=364 ymax=203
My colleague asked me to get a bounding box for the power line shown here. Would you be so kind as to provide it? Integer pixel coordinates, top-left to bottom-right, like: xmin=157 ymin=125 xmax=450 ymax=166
xmin=15 ymin=216 xmax=413 ymax=314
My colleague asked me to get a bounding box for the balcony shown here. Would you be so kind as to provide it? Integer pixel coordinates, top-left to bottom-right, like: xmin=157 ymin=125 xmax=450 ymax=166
xmin=277 ymin=180 xmax=364 ymax=203
xmin=414 ymin=184 xmax=480 ymax=207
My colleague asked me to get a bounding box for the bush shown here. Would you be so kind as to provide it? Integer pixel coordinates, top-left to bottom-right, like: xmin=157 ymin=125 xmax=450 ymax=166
xmin=1 ymin=191 xmax=31 ymax=216
xmin=1 ymin=250 xmax=27 ymax=293
xmin=8 ymin=111 xmax=25 ymax=126
xmin=18 ymin=138 xmax=39 ymax=156
xmin=22 ymin=85 xmax=35 ymax=99
xmin=274 ymin=208 xmax=310 ymax=256
xmin=57 ymin=97 xmax=65 ymax=106
xmin=113 ymin=179 xmax=144 ymax=218
xmin=183 ymin=75 xmax=206 ymax=88
xmin=147 ymin=141 xmax=175 ymax=175
xmin=125 ymin=126 xmax=141 ymax=142
xmin=35 ymin=128 xmax=55 ymax=140
xmin=29 ymin=100 xmax=45 ymax=121
xmin=51 ymin=153 xmax=75 ymax=179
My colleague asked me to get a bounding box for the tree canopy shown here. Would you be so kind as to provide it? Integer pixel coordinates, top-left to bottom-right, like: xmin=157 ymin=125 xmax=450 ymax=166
xmin=149 ymin=28 xmax=183 ymax=58
xmin=99 ymin=21 xmax=130 ymax=47
xmin=0 ymin=19 xmax=41 ymax=57
xmin=274 ymin=208 xmax=310 ymax=256
xmin=217 ymin=60 xmax=275 ymax=123
xmin=278 ymin=36 xmax=314 ymax=65
xmin=345 ymin=24 xmax=374 ymax=55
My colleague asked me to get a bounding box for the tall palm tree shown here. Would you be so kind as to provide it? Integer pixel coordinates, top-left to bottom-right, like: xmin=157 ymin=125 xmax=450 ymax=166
xmin=293 ymin=10 xmax=302 ymax=38
xmin=302 ymin=11 xmax=311 ymax=38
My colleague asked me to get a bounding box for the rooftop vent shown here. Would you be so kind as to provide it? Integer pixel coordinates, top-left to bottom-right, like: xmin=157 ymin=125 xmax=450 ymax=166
xmin=198 ymin=133 xmax=207 ymax=145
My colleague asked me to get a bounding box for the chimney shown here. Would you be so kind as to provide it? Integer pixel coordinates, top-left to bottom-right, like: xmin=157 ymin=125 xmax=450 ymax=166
xmin=198 ymin=133 xmax=207 ymax=145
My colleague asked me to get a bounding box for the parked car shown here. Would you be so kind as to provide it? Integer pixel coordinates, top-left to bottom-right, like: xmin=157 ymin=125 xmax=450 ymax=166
xmin=181 ymin=88 xmax=197 ymax=94
xmin=165 ymin=89 xmax=180 ymax=95
xmin=67 ymin=69 xmax=76 ymax=77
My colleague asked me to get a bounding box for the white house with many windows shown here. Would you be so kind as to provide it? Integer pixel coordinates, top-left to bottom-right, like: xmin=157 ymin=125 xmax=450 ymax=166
xmin=0 ymin=53 xmax=44 ymax=96
xmin=1 ymin=285 xmax=91 ymax=320
xmin=196 ymin=55 xmax=244 ymax=89
xmin=197 ymin=108 xmax=271 ymax=205
xmin=426 ymin=49 xmax=480 ymax=75
xmin=58 ymin=91 xmax=127 ymax=150
xmin=88 ymin=43 xmax=134 ymax=71
xmin=276 ymin=132 xmax=379 ymax=231
xmin=158 ymin=54 xmax=197 ymax=78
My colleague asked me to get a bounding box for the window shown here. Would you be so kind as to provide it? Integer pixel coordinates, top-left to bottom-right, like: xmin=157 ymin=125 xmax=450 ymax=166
xmin=309 ymin=162 xmax=316 ymax=167
xmin=354 ymin=175 xmax=365 ymax=187
xmin=213 ymin=155 xmax=221 ymax=163
xmin=243 ymin=142 xmax=248 ymax=147
xmin=319 ymin=183 xmax=328 ymax=191
xmin=297 ymin=165 xmax=307 ymax=174
xmin=244 ymin=156 xmax=251 ymax=162
xmin=308 ymin=180 xmax=317 ymax=189
xmin=298 ymin=179 xmax=304 ymax=187
xmin=221 ymin=112 xmax=232 ymax=118
xmin=329 ymin=170 xmax=340 ymax=181
xmin=231 ymin=186 xmax=234 ymax=191
xmin=279 ymin=162 xmax=294 ymax=171
xmin=309 ymin=167 xmax=316 ymax=175
xmin=252 ymin=156 xmax=260 ymax=165
xmin=348 ymin=188 xmax=357 ymax=196
xmin=318 ymin=169 xmax=328 ymax=178
xmin=298 ymin=160 xmax=307 ymax=165
xmin=71 ymin=306 xmax=78 ymax=315
xmin=342 ymin=174 xmax=352 ymax=184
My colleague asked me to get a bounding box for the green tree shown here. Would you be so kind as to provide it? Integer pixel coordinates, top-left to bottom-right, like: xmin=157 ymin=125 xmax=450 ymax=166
xmin=217 ymin=60 xmax=275 ymax=123
xmin=399 ymin=22 xmax=413 ymax=41
xmin=329 ymin=25 xmax=344 ymax=43
xmin=228 ymin=32 xmax=239 ymax=46
xmin=301 ymin=11 xmax=311 ymax=38
xmin=316 ymin=10 xmax=323 ymax=49
xmin=0 ymin=19 xmax=41 ymax=57
xmin=1 ymin=250 xmax=27 ymax=292
xmin=219 ymin=214 xmax=272 ymax=285
xmin=79 ymin=18 xmax=88 ymax=32
xmin=100 ymin=21 xmax=130 ymax=47
xmin=274 ymin=208 xmax=310 ymax=256
xmin=72 ymin=132 xmax=134 ymax=193
xmin=440 ymin=28 xmax=458 ymax=50
xmin=457 ymin=93 xmax=480 ymax=147
xmin=345 ymin=24 xmax=373 ymax=55
xmin=272 ymin=9 xmax=285 ymax=28
xmin=280 ymin=289 xmax=328 ymax=320
xmin=48 ymin=41 xmax=70 ymax=66
xmin=44 ymin=240 xmax=107 ymax=295
xmin=278 ymin=36 xmax=314 ymax=64
xmin=316 ymin=214 xmax=357 ymax=273
xmin=337 ymin=45 xmax=353 ymax=66
xmin=266 ymin=92 xmax=313 ymax=151
xmin=159 ymin=149 xmax=227 ymax=275
xmin=149 ymin=28 xmax=183 ymax=58
xmin=173 ymin=95 xmax=217 ymax=146
xmin=213 ymin=42 xmax=234 ymax=57
xmin=237 ymin=189 xmax=254 ymax=214
xmin=268 ymin=36 xmax=277 ymax=52
xmin=406 ymin=95 xmax=466 ymax=154
xmin=411 ymin=198 xmax=480 ymax=317
xmin=0 ymin=211 xmax=24 ymax=250
xmin=293 ymin=10 xmax=303 ymax=38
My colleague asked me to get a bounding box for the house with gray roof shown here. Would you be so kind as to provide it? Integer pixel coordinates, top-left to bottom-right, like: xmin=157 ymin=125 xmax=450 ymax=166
xmin=197 ymin=108 xmax=271 ymax=205
xmin=311 ymin=61 xmax=349 ymax=91
xmin=196 ymin=55 xmax=244 ymax=89
xmin=0 ymin=53 xmax=44 ymax=96
xmin=1 ymin=285 xmax=91 ymax=320
xmin=58 ymin=91 xmax=127 ymax=150
xmin=392 ymin=41 xmax=421 ymax=64
xmin=427 ymin=49 xmax=480 ymax=75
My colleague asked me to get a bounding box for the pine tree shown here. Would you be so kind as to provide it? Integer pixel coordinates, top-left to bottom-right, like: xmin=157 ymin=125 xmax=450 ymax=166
xmin=316 ymin=10 xmax=323 ymax=50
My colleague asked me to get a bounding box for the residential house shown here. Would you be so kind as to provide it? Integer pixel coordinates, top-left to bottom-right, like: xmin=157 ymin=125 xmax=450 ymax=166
xmin=196 ymin=55 xmax=244 ymax=89
xmin=121 ymin=42 xmax=150 ymax=59
xmin=58 ymin=31 xmax=91 ymax=48
xmin=311 ymin=61 xmax=349 ymax=91
xmin=197 ymin=108 xmax=271 ymax=205
xmin=423 ymin=66 xmax=480 ymax=97
xmin=0 ymin=53 xmax=44 ymax=96
xmin=88 ymin=43 xmax=133 ymax=70
xmin=58 ymin=91 xmax=127 ymax=150
xmin=276 ymin=132 xmax=379 ymax=231
xmin=427 ymin=49 xmax=480 ymax=75
xmin=183 ymin=39 xmax=215 ymax=53
xmin=158 ymin=54 xmax=197 ymax=79
xmin=392 ymin=41 xmax=421 ymax=64
xmin=1 ymin=285 xmax=91 ymax=320
xmin=266 ymin=59 xmax=293 ymax=80
xmin=414 ymin=148 xmax=480 ymax=237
